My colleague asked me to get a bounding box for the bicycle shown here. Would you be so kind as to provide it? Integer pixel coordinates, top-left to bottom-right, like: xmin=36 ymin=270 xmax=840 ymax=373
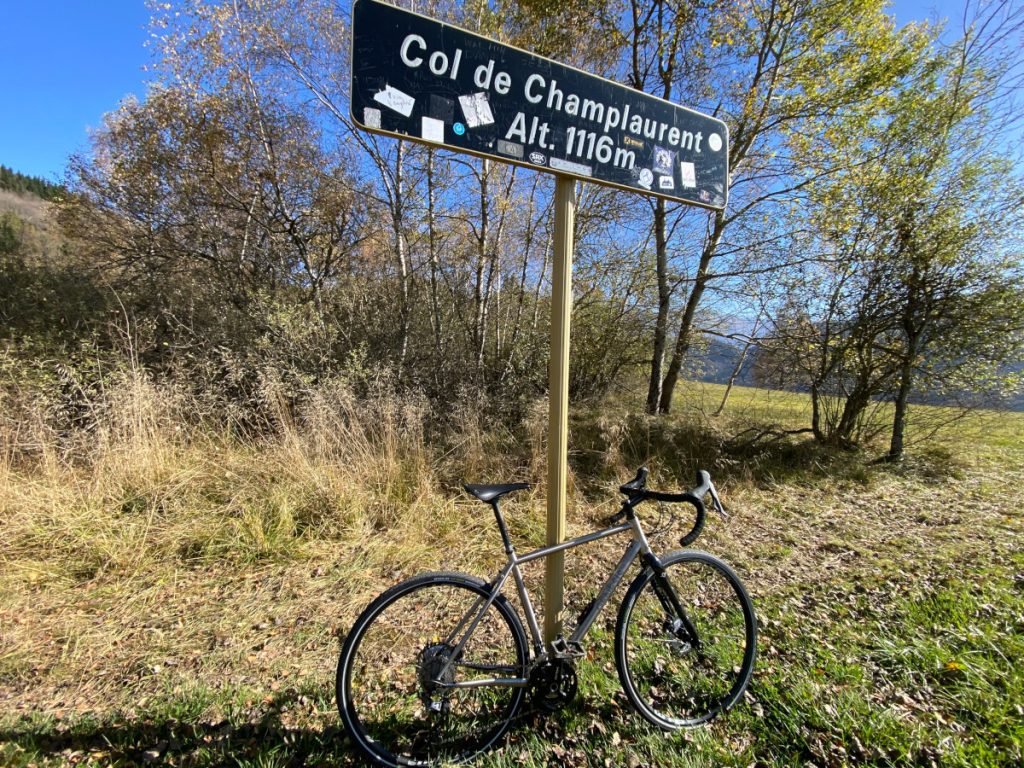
xmin=336 ymin=467 xmax=756 ymax=767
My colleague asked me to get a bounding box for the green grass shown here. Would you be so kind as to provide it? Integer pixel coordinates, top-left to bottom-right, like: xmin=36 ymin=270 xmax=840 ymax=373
xmin=2 ymin=381 xmax=1022 ymax=766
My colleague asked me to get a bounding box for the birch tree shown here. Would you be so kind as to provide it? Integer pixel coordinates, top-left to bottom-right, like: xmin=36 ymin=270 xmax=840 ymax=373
xmin=625 ymin=0 xmax=924 ymax=413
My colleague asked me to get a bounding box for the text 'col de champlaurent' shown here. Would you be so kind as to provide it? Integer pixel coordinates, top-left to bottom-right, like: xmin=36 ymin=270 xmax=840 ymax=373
xmin=350 ymin=0 xmax=729 ymax=210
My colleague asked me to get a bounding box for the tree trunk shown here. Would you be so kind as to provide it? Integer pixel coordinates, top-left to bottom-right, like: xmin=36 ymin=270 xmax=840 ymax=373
xmin=811 ymin=383 xmax=824 ymax=443
xmin=889 ymin=354 xmax=914 ymax=460
xmin=503 ymin=177 xmax=540 ymax=380
xmin=426 ymin=150 xmax=442 ymax=357
xmin=834 ymin=383 xmax=872 ymax=447
xmin=393 ymin=140 xmax=410 ymax=377
xmin=657 ymin=286 xmax=699 ymax=414
xmin=658 ymin=212 xmax=725 ymax=414
xmin=645 ymin=197 xmax=669 ymax=414
xmin=531 ymin=231 xmax=551 ymax=332
xmin=473 ymin=159 xmax=491 ymax=373
xmin=713 ymin=337 xmax=753 ymax=417
xmin=890 ymin=267 xmax=925 ymax=460
xmin=888 ymin=233 xmax=925 ymax=459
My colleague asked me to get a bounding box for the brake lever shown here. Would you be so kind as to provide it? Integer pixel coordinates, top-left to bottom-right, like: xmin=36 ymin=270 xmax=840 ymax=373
xmin=708 ymin=482 xmax=728 ymax=519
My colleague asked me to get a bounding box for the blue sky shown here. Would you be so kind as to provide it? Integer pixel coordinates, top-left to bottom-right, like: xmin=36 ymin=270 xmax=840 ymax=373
xmin=1 ymin=1 xmax=152 ymax=182
xmin=0 ymin=1 xmax=969 ymax=182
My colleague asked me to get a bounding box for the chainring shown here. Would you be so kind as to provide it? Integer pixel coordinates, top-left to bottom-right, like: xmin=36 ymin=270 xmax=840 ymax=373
xmin=528 ymin=659 xmax=578 ymax=712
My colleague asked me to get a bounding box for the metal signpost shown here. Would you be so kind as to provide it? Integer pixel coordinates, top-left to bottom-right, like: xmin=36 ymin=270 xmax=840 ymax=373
xmin=351 ymin=0 xmax=729 ymax=641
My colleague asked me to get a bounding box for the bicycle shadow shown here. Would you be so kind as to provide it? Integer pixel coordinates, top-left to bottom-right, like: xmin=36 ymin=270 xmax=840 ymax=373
xmin=0 ymin=693 xmax=355 ymax=767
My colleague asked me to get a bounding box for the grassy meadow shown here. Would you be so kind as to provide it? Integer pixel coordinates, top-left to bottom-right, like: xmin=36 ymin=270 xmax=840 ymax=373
xmin=0 ymin=379 xmax=1021 ymax=766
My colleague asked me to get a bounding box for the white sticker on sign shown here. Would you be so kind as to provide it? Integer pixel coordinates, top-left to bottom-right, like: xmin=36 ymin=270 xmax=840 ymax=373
xmin=373 ymin=85 xmax=415 ymax=117
xmin=680 ymin=161 xmax=697 ymax=188
xmin=363 ymin=108 xmax=382 ymax=129
xmin=422 ymin=116 xmax=445 ymax=143
xmin=497 ymin=139 xmax=523 ymax=159
xmin=659 ymin=175 xmax=675 ymax=191
xmin=550 ymin=157 xmax=592 ymax=177
xmin=458 ymin=92 xmax=495 ymax=128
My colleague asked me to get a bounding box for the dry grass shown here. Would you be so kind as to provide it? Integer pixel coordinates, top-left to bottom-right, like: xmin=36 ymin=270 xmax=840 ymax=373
xmin=0 ymin=371 xmax=553 ymax=718
xmin=1 ymin=377 xmax=1021 ymax=766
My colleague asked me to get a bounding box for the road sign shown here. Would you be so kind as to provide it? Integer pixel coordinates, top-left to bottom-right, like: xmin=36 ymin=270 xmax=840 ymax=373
xmin=351 ymin=0 xmax=732 ymax=643
xmin=351 ymin=0 xmax=729 ymax=210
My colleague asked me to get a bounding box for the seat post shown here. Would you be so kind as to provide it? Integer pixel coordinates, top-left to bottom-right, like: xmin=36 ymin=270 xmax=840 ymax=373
xmin=491 ymin=501 xmax=515 ymax=557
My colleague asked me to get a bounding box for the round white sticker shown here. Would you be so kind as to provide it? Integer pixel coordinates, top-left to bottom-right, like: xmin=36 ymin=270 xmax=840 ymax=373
xmin=708 ymin=133 xmax=723 ymax=152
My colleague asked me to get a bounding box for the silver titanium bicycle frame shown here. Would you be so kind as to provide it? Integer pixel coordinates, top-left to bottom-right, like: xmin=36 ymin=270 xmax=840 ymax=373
xmin=434 ymin=513 xmax=658 ymax=690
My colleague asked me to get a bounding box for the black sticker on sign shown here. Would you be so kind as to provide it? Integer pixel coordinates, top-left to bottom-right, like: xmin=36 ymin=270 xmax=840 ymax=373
xmin=429 ymin=95 xmax=455 ymax=123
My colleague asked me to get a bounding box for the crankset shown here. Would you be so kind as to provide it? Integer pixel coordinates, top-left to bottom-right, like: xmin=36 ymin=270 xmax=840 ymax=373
xmin=528 ymin=659 xmax=578 ymax=712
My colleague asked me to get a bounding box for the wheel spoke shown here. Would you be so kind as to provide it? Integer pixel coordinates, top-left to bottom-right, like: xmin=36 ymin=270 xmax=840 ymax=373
xmin=617 ymin=552 xmax=756 ymax=728
xmin=339 ymin=576 xmax=527 ymax=766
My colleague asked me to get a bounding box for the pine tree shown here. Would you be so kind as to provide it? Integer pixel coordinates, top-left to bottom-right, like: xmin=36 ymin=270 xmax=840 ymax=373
xmin=0 ymin=164 xmax=64 ymax=200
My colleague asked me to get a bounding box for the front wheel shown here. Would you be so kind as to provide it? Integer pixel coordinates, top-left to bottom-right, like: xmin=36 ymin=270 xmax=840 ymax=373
xmin=615 ymin=550 xmax=756 ymax=728
xmin=337 ymin=572 xmax=529 ymax=766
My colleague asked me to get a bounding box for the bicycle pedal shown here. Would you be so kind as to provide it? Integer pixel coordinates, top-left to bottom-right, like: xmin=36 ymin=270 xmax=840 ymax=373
xmin=550 ymin=636 xmax=584 ymax=658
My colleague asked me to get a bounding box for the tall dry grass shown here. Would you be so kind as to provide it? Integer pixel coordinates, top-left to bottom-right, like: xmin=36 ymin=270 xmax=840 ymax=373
xmin=0 ymin=363 xmax=568 ymax=712
xmin=0 ymin=364 xmax=557 ymax=592
xmin=6 ymin=362 xmax=1019 ymax=721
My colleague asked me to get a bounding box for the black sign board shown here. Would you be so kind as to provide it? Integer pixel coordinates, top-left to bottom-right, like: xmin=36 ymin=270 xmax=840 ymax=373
xmin=351 ymin=0 xmax=729 ymax=209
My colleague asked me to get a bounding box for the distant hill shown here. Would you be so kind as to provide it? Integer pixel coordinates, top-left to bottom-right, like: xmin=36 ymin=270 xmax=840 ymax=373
xmin=0 ymin=188 xmax=50 ymax=224
xmin=0 ymin=165 xmax=64 ymax=201
xmin=0 ymin=172 xmax=63 ymax=262
xmin=688 ymin=337 xmax=758 ymax=388
xmin=689 ymin=336 xmax=1024 ymax=412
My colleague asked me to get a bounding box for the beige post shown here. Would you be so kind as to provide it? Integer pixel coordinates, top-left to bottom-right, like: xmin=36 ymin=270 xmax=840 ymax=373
xmin=544 ymin=175 xmax=575 ymax=644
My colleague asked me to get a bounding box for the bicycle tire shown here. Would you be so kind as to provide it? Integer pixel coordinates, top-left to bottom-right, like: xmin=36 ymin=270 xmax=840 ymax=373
xmin=337 ymin=571 xmax=529 ymax=766
xmin=614 ymin=550 xmax=756 ymax=728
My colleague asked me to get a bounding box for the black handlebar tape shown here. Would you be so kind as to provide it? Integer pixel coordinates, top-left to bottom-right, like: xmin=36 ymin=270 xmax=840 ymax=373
xmin=678 ymin=470 xmax=711 ymax=546
xmin=618 ymin=466 xmax=649 ymax=494
xmin=644 ymin=470 xmax=711 ymax=504
xmin=679 ymin=494 xmax=706 ymax=546
xmin=618 ymin=467 xmax=712 ymax=545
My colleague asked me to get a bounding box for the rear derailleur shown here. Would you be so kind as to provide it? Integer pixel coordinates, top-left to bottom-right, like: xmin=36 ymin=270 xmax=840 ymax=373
xmin=418 ymin=642 xmax=455 ymax=714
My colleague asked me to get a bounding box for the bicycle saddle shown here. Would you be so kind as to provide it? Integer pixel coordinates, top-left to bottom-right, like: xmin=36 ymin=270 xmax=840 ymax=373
xmin=463 ymin=482 xmax=529 ymax=503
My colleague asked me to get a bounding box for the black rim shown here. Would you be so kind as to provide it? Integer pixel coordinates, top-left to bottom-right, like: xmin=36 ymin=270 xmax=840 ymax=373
xmin=338 ymin=575 xmax=528 ymax=766
xmin=616 ymin=551 xmax=756 ymax=728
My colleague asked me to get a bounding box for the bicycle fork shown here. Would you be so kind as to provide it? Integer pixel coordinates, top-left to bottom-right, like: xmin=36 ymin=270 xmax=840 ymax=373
xmin=644 ymin=554 xmax=701 ymax=650
xmin=629 ymin=513 xmax=701 ymax=650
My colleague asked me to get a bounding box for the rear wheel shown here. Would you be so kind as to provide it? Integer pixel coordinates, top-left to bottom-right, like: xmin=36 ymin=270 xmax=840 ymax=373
xmin=615 ymin=550 xmax=756 ymax=728
xmin=337 ymin=572 xmax=528 ymax=766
